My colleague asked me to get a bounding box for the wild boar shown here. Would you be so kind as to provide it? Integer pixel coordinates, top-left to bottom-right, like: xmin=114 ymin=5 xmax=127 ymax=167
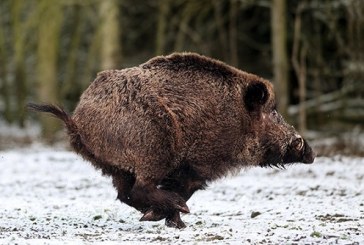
xmin=28 ymin=52 xmax=315 ymax=229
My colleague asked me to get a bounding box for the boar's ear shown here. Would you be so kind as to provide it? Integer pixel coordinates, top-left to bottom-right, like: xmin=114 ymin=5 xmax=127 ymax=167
xmin=244 ymin=81 xmax=269 ymax=111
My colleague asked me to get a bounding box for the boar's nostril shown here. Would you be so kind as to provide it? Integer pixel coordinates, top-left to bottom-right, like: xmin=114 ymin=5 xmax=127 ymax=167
xmin=292 ymin=136 xmax=304 ymax=151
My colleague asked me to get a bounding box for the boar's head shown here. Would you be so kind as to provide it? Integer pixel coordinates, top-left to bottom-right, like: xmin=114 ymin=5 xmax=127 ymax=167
xmin=242 ymin=80 xmax=315 ymax=168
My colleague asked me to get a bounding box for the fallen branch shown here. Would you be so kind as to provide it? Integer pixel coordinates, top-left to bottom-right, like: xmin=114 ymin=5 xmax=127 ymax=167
xmin=288 ymin=83 xmax=359 ymax=115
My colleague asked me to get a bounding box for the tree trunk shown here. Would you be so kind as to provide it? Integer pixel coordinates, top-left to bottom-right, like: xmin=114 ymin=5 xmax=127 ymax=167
xmin=291 ymin=3 xmax=307 ymax=134
xmin=100 ymin=0 xmax=122 ymax=70
xmin=271 ymin=0 xmax=289 ymax=118
xmin=12 ymin=0 xmax=27 ymax=127
xmin=37 ymin=0 xmax=63 ymax=141
xmin=156 ymin=0 xmax=169 ymax=55
xmin=0 ymin=12 xmax=12 ymax=123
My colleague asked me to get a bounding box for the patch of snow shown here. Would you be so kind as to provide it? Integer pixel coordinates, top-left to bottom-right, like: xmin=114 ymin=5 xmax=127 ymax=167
xmin=0 ymin=120 xmax=41 ymax=139
xmin=0 ymin=148 xmax=363 ymax=244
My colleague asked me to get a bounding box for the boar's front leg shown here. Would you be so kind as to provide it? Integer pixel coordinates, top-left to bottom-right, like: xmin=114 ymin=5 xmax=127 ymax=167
xmin=113 ymin=173 xmax=189 ymax=224
xmin=112 ymin=171 xmax=189 ymax=221
xmin=128 ymin=177 xmax=190 ymax=221
xmin=160 ymin=165 xmax=207 ymax=228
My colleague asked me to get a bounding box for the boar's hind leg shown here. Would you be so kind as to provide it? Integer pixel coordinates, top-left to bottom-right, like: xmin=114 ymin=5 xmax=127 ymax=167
xmin=112 ymin=171 xmax=135 ymax=207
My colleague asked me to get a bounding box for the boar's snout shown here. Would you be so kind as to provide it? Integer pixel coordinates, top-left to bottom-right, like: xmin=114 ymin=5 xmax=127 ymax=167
xmin=283 ymin=135 xmax=315 ymax=164
xmin=301 ymin=138 xmax=315 ymax=164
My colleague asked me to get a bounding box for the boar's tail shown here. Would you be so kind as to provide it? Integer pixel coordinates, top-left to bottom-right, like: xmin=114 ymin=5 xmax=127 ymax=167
xmin=28 ymin=103 xmax=69 ymax=122
xmin=27 ymin=102 xmax=79 ymax=138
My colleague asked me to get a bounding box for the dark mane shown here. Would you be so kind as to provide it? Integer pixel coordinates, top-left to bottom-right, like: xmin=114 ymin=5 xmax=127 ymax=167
xmin=141 ymin=52 xmax=238 ymax=78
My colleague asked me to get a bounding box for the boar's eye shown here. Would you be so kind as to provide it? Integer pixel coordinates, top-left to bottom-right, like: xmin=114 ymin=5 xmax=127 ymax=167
xmin=270 ymin=109 xmax=283 ymax=123
xmin=244 ymin=81 xmax=269 ymax=111
xmin=271 ymin=109 xmax=278 ymax=119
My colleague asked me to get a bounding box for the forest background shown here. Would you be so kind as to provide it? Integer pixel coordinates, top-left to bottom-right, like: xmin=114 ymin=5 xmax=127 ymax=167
xmin=0 ymin=0 xmax=363 ymax=155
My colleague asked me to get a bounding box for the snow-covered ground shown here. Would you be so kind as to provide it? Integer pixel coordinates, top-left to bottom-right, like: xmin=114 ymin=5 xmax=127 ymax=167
xmin=0 ymin=146 xmax=363 ymax=244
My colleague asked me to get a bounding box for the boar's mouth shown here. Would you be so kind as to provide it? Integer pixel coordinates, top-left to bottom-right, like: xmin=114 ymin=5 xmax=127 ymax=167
xmin=258 ymin=144 xmax=286 ymax=169
xmin=259 ymin=138 xmax=315 ymax=169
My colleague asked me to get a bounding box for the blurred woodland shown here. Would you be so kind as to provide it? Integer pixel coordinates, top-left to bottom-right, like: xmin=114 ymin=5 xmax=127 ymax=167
xmin=0 ymin=0 xmax=363 ymax=144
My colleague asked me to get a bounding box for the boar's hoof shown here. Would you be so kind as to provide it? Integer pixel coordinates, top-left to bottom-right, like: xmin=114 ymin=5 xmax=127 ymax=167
xmin=176 ymin=204 xmax=190 ymax=214
xmin=140 ymin=209 xmax=166 ymax=222
xmin=165 ymin=212 xmax=186 ymax=229
xmin=139 ymin=202 xmax=189 ymax=222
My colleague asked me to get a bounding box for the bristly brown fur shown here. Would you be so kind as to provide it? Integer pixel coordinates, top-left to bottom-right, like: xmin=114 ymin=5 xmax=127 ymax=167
xmin=28 ymin=52 xmax=314 ymax=229
xmin=27 ymin=103 xmax=125 ymax=176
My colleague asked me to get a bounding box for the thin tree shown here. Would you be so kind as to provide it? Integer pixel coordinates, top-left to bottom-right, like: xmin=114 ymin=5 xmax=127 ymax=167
xmin=271 ymin=0 xmax=289 ymax=118
xmin=100 ymin=0 xmax=122 ymax=70
xmin=0 ymin=7 xmax=12 ymax=123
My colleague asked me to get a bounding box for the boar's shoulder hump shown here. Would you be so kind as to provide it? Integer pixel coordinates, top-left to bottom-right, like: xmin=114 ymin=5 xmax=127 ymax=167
xmin=141 ymin=52 xmax=239 ymax=78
